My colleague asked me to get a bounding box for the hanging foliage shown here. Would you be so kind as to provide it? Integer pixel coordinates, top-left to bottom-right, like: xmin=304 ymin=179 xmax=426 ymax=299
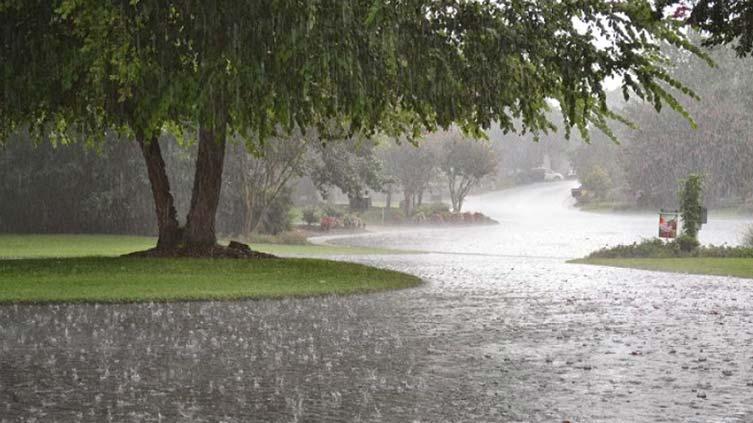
xmin=1 ymin=0 xmax=710 ymax=254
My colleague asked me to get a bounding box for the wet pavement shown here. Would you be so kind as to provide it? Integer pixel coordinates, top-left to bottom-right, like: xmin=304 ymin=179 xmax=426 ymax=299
xmin=2 ymin=182 xmax=753 ymax=422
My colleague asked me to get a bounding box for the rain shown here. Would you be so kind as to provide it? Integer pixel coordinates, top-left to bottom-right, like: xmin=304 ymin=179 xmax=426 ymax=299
xmin=2 ymin=1 xmax=753 ymax=422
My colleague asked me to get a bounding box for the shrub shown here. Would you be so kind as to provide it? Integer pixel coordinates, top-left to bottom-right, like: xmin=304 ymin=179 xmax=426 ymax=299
xmin=587 ymin=237 xmax=753 ymax=259
xmin=361 ymin=208 xmax=407 ymax=224
xmin=588 ymin=238 xmax=678 ymax=259
xmin=676 ymin=234 xmax=700 ymax=252
xmin=245 ymin=231 xmax=308 ymax=245
xmin=342 ymin=214 xmax=364 ymax=228
xmin=323 ymin=205 xmax=343 ymax=218
xmin=430 ymin=212 xmax=444 ymax=224
xmin=320 ymin=216 xmax=338 ymax=231
xmin=256 ymin=190 xmax=293 ymax=235
xmin=302 ymin=207 xmax=319 ymax=226
xmin=699 ymin=245 xmax=753 ymax=258
xmin=679 ymin=174 xmax=704 ymax=241
xmin=741 ymin=225 xmax=753 ymax=247
xmin=580 ymin=165 xmax=613 ymax=199
xmin=416 ymin=203 xmax=450 ymax=215
xmin=347 ymin=207 xmax=497 ymax=227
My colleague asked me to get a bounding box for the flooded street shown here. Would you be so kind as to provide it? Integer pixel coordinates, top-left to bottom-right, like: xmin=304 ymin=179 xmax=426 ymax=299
xmin=327 ymin=180 xmax=749 ymax=259
xmin=3 ymin=182 xmax=753 ymax=422
xmin=7 ymin=2 xmax=753 ymax=421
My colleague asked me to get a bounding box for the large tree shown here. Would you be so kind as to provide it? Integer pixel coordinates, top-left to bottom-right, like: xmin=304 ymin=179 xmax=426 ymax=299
xmin=1 ymin=0 xmax=191 ymax=250
xmin=1 ymin=0 xmax=706 ymax=255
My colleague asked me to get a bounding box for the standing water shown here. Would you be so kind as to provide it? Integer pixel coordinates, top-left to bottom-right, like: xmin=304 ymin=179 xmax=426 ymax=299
xmin=327 ymin=180 xmax=749 ymax=258
xmin=2 ymin=182 xmax=753 ymax=422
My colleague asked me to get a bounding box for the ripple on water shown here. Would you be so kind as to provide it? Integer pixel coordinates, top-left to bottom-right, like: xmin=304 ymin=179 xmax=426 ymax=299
xmin=3 ymin=182 xmax=753 ymax=421
xmin=2 ymin=253 xmax=752 ymax=421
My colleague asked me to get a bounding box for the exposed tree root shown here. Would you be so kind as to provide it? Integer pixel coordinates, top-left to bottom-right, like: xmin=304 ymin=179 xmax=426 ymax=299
xmin=124 ymin=241 xmax=277 ymax=259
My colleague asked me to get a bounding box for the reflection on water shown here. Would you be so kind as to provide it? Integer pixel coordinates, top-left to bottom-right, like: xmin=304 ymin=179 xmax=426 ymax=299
xmin=2 ymin=182 xmax=753 ymax=422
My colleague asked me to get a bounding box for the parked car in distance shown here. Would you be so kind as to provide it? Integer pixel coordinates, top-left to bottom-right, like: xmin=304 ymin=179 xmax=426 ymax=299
xmin=529 ymin=167 xmax=564 ymax=181
xmin=544 ymin=169 xmax=564 ymax=181
xmin=518 ymin=167 xmax=566 ymax=183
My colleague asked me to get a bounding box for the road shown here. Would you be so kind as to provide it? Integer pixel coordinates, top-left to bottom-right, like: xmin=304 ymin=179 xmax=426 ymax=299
xmin=2 ymin=182 xmax=753 ymax=422
xmin=327 ymin=180 xmax=749 ymax=259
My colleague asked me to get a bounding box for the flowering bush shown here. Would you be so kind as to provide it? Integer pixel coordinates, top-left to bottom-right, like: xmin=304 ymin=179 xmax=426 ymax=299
xmin=421 ymin=211 xmax=496 ymax=225
xmin=319 ymin=216 xmax=340 ymax=231
xmin=302 ymin=207 xmax=319 ymax=226
xmin=320 ymin=214 xmax=364 ymax=231
xmin=413 ymin=212 xmax=427 ymax=223
xmin=342 ymin=214 xmax=365 ymax=229
xmin=430 ymin=213 xmax=444 ymax=224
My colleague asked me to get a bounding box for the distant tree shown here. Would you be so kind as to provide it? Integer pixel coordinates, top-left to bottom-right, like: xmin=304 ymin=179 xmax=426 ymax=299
xmin=310 ymin=137 xmax=383 ymax=210
xmin=380 ymin=141 xmax=436 ymax=216
xmin=433 ymin=131 xmax=497 ymax=213
xmin=618 ymin=38 xmax=753 ymax=208
xmin=230 ymin=130 xmax=311 ymax=236
xmin=486 ymin=116 xmax=574 ymax=183
xmin=568 ymin=91 xmax=629 ymax=194
xmin=0 ymin=130 xmax=208 ymax=234
xmin=302 ymin=207 xmax=319 ymax=227
xmin=570 ymin=136 xmax=626 ymax=200
xmin=2 ymin=0 xmax=708 ymax=255
xmin=581 ymin=165 xmax=614 ymax=200
xmin=679 ymin=174 xmax=704 ymax=240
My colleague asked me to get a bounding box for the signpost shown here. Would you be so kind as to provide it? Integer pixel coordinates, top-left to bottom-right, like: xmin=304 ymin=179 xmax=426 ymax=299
xmin=659 ymin=210 xmax=679 ymax=239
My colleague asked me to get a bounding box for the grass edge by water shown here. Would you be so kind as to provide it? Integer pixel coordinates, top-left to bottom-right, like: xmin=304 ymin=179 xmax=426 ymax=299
xmin=0 ymin=256 xmax=423 ymax=305
xmin=0 ymin=234 xmax=424 ymax=304
xmin=569 ymin=257 xmax=753 ymax=280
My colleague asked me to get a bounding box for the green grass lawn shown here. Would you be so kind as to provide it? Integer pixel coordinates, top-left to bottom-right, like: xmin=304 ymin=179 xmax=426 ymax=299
xmin=0 ymin=257 xmax=421 ymax=304
xmin=571 ymin=257 xmax=753 ymax=279
xmin=0 ymin=234 xmax=156 ymax=258
xmin=0 ymin=234 xmax=407 ymax=258
xmin=0 ymin=234 xmax=421 ymax=304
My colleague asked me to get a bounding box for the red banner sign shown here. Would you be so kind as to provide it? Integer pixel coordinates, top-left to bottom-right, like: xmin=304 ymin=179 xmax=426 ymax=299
xmin=659 ymin=211 xmax=678 ymax=239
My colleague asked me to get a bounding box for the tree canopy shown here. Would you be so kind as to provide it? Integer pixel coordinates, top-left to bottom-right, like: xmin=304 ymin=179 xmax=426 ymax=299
xmin=683 ymin=0 xmax=753 ymax=55
xmin=567 ymin=35 xmax=753 ymax=209
xmin=2 ymin=1 xmax=707 ymax=141
xmin=0 ymin=0 xmax=710 ymax=253
xmin=432 ymin=130 xmax=497 ymax=212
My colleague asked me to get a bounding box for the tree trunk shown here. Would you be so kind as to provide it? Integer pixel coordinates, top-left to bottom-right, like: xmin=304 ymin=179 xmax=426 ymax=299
xmin=249 ymin=173 xmax=296 ymax=235
xmin=455 ymin=177 xmax=475 ymax=214
xmin=237 ymin=145 xmax=256 ymax=237
xmin=448 ymin=179 xmax=458 ymax=212
xmin=403 ymin=190 xmax=413 ymax=216
xmin=450 ymin=184 xmax=459 ymax=213
xmin=242 ymin=183 xmax=256 ymax=236
xmin=185 ymin=116 xmax=227 ymax=246
xmin=137 ymin=134 xmax=182 ymax=249
xmin=385 ymin=189 xmax=392 ymax=209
